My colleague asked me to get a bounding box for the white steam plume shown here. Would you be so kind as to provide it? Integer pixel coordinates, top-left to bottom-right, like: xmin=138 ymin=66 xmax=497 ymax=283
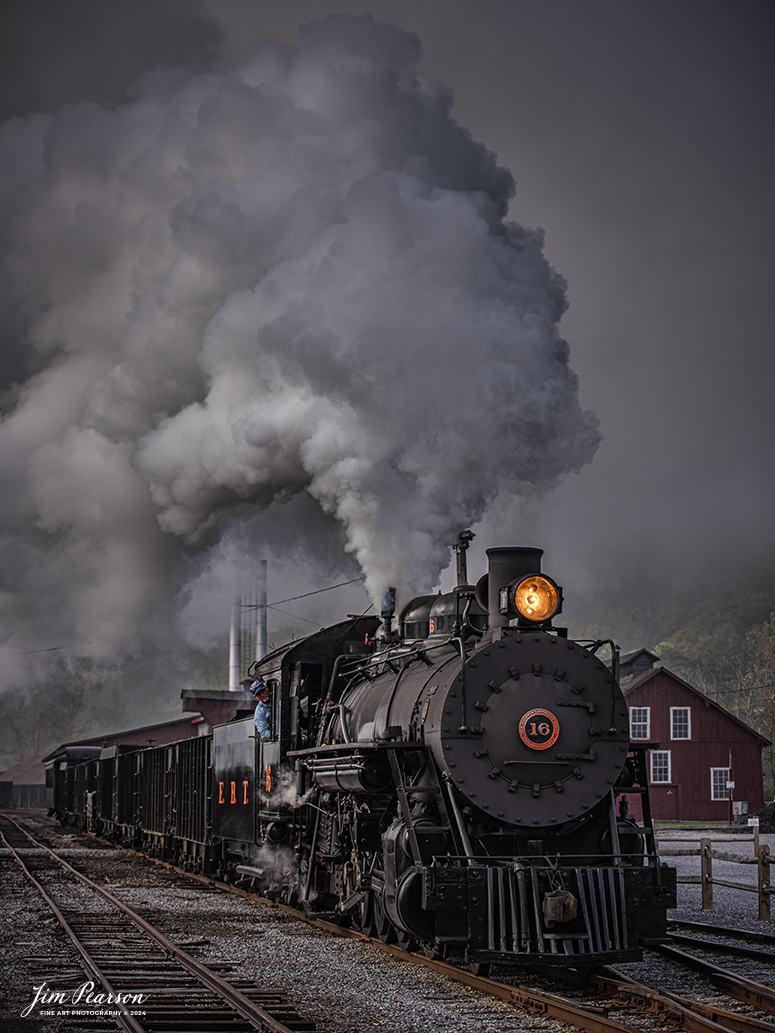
xmin=0 ymin=15 xmax=598 ymax=662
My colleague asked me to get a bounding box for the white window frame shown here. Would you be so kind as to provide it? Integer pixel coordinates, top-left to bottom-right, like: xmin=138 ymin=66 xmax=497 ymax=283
xmin=650 ymin=750 xmax=671 ymax=784
xmin=710 ymin=767 xmax=730 ymax=801
xmin=629 ymin=706 xmax=650 ymax=740
xmin=670 ymin=706 xmax=691 ymax=740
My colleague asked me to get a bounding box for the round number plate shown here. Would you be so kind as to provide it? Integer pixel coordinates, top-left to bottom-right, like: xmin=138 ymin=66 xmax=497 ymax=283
xmin=518 ymin=708 xmax=560 ymax=750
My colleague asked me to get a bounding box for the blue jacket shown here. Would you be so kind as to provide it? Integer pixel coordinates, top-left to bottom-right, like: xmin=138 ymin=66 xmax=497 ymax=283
xmin=254 ymin=700 xmax=271 ymax=739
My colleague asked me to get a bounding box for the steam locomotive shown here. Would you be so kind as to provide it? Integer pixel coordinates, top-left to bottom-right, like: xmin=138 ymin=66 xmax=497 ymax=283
xmin=49 ymin=545 xmax=675 ymax=970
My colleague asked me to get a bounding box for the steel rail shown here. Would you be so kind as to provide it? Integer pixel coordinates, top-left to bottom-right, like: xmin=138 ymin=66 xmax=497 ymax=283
xmin=310 ymin=926 xmax=642 ymax=1033
xmin=653 ymin=943 xmax=775 ymax=1017
xmin=312 ymin=915 xmax=753 ymax=1033
xmin=1 ymin=824 xmax=145 ymax=1033
xmin=594 ymin=968 xmax=775 ymax=1033
xmin=669 ymin=919 xmax=775 ymax=948
xmin=668 ymin=930 xmax=775 ymax=963
xmin=1 ymin=815 xmax=307 ymax=1033
xmin=656 ymin=988 xmax=775 ymax=1033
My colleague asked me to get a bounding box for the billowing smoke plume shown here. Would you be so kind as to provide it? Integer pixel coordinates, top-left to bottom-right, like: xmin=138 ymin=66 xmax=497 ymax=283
xmin=0 ymin=15 xmax=599 ymax=670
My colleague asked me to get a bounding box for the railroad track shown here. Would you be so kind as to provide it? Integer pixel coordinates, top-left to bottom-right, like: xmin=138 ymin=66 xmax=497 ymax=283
xmin=306 ymin=900 xmax=775 ymax=1031
xmin=668 ymin=918 xmax=775 ymax=960
xmin=5 ymin=812 xmax=774 ymax=1033
xmin=578 ymin=920 xmax=775 ymax=1033
xmin=0 ymin=813 xmax=326 ymax=1033
xmin=654 ymin=922 xmax=775 ymax=1018
xmin=223 ymin=886 xmax=775 ymax=1032
xmin=315 ymin=915 xmax=775 ymax=1033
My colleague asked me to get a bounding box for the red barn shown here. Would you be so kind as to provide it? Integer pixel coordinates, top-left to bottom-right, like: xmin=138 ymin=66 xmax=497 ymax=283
xmin=620 ymin=650 xmax=769 ymax=822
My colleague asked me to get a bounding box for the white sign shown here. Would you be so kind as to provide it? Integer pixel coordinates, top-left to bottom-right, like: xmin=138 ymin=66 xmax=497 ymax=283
xmin=748 ymin=817 xmax=760 ymax=826
xmin=726 ymin=780 xmax=735 ymax=789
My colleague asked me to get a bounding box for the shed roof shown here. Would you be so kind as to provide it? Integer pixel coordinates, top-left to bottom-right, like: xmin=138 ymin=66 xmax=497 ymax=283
xmin=42 ymin=715 xmax=207 ymax=762
xmin=0 ymin=754 xmax=46 ymax=785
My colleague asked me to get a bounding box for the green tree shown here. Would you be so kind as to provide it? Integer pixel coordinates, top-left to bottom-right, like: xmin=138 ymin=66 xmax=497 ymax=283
xmin=743 ymin=614 xmax=775 ymax=798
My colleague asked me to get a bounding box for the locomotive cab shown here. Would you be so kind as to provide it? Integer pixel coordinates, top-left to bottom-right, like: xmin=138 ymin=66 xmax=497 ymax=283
xmin=211 ymin=616 xmax=380 ymax=897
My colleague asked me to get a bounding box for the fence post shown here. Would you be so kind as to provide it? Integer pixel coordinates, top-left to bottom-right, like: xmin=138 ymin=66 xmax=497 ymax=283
xmin=701 ymin=837 xmax=713 ymax=911
xmin=758 ymin=844 xmax=770 ymax=922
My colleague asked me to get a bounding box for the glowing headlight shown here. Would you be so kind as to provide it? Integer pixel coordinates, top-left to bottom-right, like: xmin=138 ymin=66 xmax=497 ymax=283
xmin=514 ymin=575 xmax=561 ymax=622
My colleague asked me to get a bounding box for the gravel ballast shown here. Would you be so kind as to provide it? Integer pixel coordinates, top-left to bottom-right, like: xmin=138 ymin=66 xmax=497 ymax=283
xmin=1 ymin=815 xmax=772 ymax=1032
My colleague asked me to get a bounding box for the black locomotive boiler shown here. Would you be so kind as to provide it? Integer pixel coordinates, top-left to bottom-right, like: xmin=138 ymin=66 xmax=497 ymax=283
xmin=49 ymin=546 xmax=675 ymax=971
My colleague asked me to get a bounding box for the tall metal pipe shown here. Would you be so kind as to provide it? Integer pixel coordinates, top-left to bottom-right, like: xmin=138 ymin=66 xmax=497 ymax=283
xmin=255 ymin=559 xmax=268 ymax=662
xmin=228 ymin=589 xmax=241 ymax=691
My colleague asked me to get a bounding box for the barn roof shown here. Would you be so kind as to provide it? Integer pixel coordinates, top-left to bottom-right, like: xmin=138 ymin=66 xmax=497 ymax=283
xmin=623 ymin=665 xmax=771 ymax=746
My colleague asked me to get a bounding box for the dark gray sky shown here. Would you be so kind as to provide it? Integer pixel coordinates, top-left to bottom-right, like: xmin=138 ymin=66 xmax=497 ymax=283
xmin=218 ymin=0 xmax=774 ymax=590
xmin=0 ymin=0 xmax=772 ymax=668
xmin=234 ymin=0 xmax=773 ymax=593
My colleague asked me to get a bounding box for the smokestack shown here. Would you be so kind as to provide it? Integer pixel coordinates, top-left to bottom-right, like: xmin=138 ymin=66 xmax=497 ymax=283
xmin=381 ymin=586 xmax=396 ymax=618
xmin=379 ymin=586 xmax=397 ymax=641
xmin=486 ymin=547 xmax=543 ymax=632
xmin=255 ymin=559 xmax=267 ymax=662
